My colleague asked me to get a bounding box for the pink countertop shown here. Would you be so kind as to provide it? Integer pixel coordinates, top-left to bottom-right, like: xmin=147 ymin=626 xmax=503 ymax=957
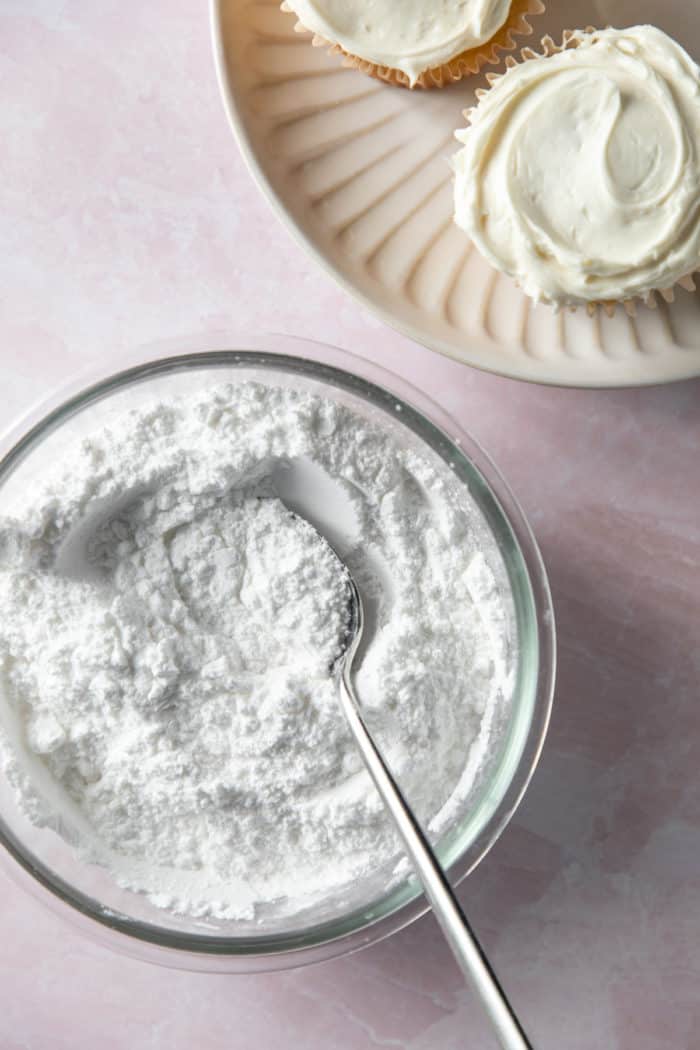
xmin=2 ymin=4 xmax=700 ymax=1048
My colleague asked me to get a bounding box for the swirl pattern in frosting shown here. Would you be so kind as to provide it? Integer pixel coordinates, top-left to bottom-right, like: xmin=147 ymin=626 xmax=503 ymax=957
xmin=453 ymin=26 xmax=700 ymax=306
xmin=284 ymin=0 xmax=512 ymax=84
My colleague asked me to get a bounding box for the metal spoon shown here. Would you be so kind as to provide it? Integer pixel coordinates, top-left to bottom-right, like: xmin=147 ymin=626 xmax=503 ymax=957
xmin=335 ymin=572 xmax=534 ymax=1050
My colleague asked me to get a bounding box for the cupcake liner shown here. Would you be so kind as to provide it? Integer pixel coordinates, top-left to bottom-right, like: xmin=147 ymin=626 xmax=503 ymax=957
xmin=462 ymin=29 xmax=700 ymax=314
xmin=280 ymin=0 xmax=546 ymax=90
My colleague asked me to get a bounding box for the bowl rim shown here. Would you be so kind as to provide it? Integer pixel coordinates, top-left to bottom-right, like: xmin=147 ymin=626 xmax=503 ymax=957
xmin=0 ymin=335 xmax=556 ymax=972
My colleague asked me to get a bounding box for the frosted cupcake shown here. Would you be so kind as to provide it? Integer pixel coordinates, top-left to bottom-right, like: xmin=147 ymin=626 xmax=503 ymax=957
xmin=453 ymin=26 xmax=700 ymax=310
xmin=280 ymin=0 xmax=545 ymax=89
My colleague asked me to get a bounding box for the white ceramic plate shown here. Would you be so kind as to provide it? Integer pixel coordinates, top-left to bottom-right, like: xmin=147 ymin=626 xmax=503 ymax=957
xmin=211 ymin=0 xmax=700 ymax=386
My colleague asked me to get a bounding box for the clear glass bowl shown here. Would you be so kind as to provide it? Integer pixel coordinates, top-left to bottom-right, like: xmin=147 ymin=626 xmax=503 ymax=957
xmin=0 ymin=335 xmax=555 ymax=972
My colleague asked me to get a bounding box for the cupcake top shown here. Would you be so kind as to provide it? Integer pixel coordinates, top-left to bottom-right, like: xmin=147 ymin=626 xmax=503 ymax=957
xmin=284 ymin=1 xmax=513 ymax=84
xmin=453 ymin=25 xmax=700 ymax=307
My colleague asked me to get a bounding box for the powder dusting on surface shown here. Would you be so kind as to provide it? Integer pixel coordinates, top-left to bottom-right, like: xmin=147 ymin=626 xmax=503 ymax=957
xmin=0 ymin=382 xmax=514 ymax=920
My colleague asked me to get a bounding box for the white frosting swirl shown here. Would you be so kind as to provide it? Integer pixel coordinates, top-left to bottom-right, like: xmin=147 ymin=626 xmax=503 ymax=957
xmin=453 ymin=26 xmax=700 ymax=306
xmin=284 ymin=0 xmax=512 ymax=84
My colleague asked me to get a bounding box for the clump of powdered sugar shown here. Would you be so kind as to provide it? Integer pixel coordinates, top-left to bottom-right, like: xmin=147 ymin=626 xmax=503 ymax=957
xmin=0 ymin=381 xmax=514 ymax=920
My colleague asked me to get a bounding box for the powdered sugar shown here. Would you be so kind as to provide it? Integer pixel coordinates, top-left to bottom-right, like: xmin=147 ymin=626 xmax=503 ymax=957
xmin=0 ymin=380 xmax=514 ymax=920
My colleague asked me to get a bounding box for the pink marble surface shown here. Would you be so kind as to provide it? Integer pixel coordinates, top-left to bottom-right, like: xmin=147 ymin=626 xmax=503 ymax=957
xmin=1 ymin=3 xmax=699 ymax=1048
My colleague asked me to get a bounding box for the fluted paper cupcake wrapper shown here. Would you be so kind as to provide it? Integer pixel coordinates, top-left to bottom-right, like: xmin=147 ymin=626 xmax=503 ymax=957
xmin=461 ymin=28 xmax=700 ymax=315
xmin=280 ymin=0 xmax=545 ymax=90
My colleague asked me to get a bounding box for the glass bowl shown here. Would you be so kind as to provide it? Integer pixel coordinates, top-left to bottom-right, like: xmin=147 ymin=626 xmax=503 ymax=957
xmin=0 ymin=335 xmax=555 ymax=972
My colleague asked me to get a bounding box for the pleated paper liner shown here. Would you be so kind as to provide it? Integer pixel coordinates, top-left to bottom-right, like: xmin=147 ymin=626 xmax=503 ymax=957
xmin=459 ymin=28 xmax=700 ymax=316
xmin=280 ymin=0 xmax=545 ymax=89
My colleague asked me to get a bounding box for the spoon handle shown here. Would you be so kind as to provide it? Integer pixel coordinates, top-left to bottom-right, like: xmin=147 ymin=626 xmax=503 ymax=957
xmin=339 ymin=670 xmax=533 ymax=1050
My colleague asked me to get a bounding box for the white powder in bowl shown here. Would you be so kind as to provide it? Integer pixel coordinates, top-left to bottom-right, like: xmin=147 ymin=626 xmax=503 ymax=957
xmin=0 ymin=381 xmax=515 ymax=920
